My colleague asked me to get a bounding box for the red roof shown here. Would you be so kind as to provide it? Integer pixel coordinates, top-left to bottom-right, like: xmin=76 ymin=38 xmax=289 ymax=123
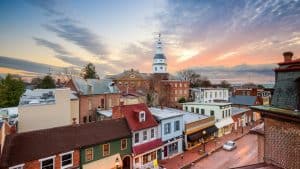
xmin=133 ymin=139 xmax=163 ymax=155
xmin=278 ymin=58 xmax=300 ymax=65
xmin=119 ymin=103 xmax=158 ymax=131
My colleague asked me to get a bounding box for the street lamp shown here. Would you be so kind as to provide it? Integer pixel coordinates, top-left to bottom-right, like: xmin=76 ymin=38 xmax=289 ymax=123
xmin=115 ymin=157 xmax=120 ymax=169
xmin=202 ymin=130 xmax=206 ymax=152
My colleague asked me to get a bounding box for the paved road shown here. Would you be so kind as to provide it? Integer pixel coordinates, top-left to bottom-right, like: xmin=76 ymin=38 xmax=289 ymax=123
xmin=191 ymin=134 xmax=259 ymax=169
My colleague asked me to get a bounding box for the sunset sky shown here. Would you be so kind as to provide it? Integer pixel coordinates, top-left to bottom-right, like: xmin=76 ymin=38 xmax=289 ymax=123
xmin=1 ymin=0 xmax=300 ymax=83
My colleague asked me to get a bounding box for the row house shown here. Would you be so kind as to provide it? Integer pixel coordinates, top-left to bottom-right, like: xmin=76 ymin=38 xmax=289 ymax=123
xmin=233 ymin=88 xmax=271 ymax=105
xmin=149 ymin=107 xmax=184 ymax=160
xmin=231 ymin=107 xmax=254 ymax=131
xmin=183 ymin=102 xmax=233 ymax=137
xmin=249 ymin=52 xmax=300 ymax=169
xmin=191 ymin=88 xmax=229 ymax=103
xmin=0 ymin=119 xmax=131 ymax=169
xmin=18 ymin=88 xmax=79 ymax=132
xmin=113 ymin=103 xmax=163 ymax=169
xmin=66 ymin=76 xmax=120 ymax=123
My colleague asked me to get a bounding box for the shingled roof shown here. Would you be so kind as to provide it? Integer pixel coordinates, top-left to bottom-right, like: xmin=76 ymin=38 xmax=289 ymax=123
xmin=114 ymin=103 xmax=158 ymax=131
xmin=0 ymin=119 xmax=131 ymax=168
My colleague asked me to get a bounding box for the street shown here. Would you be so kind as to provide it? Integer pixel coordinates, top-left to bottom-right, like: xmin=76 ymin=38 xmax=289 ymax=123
xmin=191 ymin=134 xmax=259 ymax=169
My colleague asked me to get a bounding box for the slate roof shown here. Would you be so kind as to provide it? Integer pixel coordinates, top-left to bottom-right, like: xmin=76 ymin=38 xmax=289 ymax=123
xmin=0 ymin=119 xmax=131 ymax=168
xmin=116 ymin=103 xmax=158 ymax=131
xmin=229 ymin=95 xmax=257 ymax=106
xmin=231 ymin=107 xmax=251 ymax=116
xmin=71 ymin=76 xmax=119 ymax=95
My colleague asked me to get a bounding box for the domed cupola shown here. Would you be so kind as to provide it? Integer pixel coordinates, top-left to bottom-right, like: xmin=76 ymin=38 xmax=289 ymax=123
xmin=152 ymin=33 xmax=167 ymax=74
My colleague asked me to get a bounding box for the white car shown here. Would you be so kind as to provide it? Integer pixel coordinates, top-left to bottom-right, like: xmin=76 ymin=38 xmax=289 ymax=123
xmin=223 ymin=141 xmax=237 ymax=151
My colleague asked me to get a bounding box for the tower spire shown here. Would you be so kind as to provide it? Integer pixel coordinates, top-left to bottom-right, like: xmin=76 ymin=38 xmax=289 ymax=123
xmin=152 ymin=33 xmax=167 ymax=74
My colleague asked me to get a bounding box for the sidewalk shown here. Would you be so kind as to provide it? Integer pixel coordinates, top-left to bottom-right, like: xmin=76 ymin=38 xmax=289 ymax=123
xmin=159 ymin=124 xmax=257 ymax=169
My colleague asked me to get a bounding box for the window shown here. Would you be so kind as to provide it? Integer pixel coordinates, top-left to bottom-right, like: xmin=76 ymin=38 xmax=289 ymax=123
xmin=191 ymin=107 xmax=194 ymax=113
xmin=118 ymin=82 xmax=122 ymax=86
xmin=225 ymin=110 xmax=228 ymax=117
xmin=164 ymin=123 xmax=171 ymax=134
xmin=142 ymin=152 xmax=156 ymax=165
xmin=135 ymin=157 xmax=139 ymax=164
xmin=85 ymin=148 xmax=93 ymax=162
xmin=196 ymin=108 xmax=199 ymax=113
xmin=201 ymin=109 xmax=205 ymax=115
xmin=151 ymin=128 xmax=155 ymax=138
xmin=205 ymin=92 xmax=207 ymax=98
xmin=228 ymin=109 xmax=231 ymax=116
xmin=100 ymin=98 xmax=105 ymax=108
xmin=143 ymin=130 xmax=147 ymax=141
xmin=155 ymin=67 xmax=157 ymax=71
xmin=222 ymin=111 xmax=224 ymax=118
xmin=139 ymin=111 xmax=146 ymax=122
xmin=60 ymin=151 xmax=73 ymax=169
xmin=174 ymin=121 xmax=180 ymax=131
xmin=83 ymin=116 xmax=87 ymax=123
xmin=9 ymin=164 xmax=24 ymax=169
xmin=134 ymin=133 xmax=139 ymax=143
xmin=121 ymin=139 xmax=127 ymax=150
xmin=185 ymin=106 xmax=188 ymax=111
xmin=210 ymin=110 xmax=214 ymax=116
xmin=88 ymin=115 xmax=92 ymax=122
xmin=103 ymin=144 xmax=110 ymax=156
xmin=40 ymin=157 xmax=54 ymax=169
xmin=215 ymin=92 xmax=217 ymax=98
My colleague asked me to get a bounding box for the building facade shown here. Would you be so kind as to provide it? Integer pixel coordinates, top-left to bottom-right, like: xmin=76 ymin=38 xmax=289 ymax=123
xmin=112 ymin=103 xmax=162 ymax=169
xmin=66 ymin=77 xmax=120 ymax=123
xmin=183 ymin=102 xmax=233 ymax=137
xmin=149 ymin=107 xmax=184 ymax=160
xmin=250 ymin=52 xmax=300 ymax=169
xmin=18 ymin=88 xmax=79 ymax=132
xmin=191 ymin=88 xmax=229 ymax=103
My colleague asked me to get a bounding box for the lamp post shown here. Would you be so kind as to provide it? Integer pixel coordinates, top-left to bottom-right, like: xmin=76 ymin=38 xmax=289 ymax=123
xmin=115 ymin=157 xmax=120 ymax=169
xmin=202 ymin=130 xmax=206 ymax=152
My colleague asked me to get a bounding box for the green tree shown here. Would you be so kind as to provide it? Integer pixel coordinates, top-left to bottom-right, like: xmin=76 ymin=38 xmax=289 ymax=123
xmin=220 ymin=80 xmax=231 ymax=88
xmin=81 ymin=63 xmax=98 ymax=79
xmin=0 ymin=74 xmax=25 ymax=108
xmin=178 ymin=97 xmax=186 ymax=103
xmin=37 ymin=75 xmax=56 ymax=89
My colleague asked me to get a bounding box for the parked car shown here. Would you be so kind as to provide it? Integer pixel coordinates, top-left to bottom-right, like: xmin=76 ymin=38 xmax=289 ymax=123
xmin=223 ymin=140 xmax=236 ymax=151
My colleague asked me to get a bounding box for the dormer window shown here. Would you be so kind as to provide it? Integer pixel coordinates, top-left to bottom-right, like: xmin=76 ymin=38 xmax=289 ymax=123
xmin=139 ymin=111 xmax=146 ymax=122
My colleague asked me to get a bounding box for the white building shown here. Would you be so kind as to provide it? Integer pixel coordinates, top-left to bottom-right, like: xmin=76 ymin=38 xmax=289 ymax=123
xmin=183 ymin=102 xmax=233 ymax=137
xmin=18 ymin=88 xmax=79 ymax=132
xmin=149 ymin=107 xmax=184 ymax=160
xmin=191 ymin=88 xmax=229 ymax=103
xmin=152 ymin=34 xmax=167 ymax=74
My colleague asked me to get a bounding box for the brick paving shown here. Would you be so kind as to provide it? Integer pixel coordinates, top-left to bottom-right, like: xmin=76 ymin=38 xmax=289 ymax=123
xmin=159 ymin=123 xmax=259 ymax=169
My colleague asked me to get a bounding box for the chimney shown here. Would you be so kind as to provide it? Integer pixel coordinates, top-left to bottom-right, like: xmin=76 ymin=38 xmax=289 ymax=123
xmin=283 ymin=51 xmax=293 ymax=62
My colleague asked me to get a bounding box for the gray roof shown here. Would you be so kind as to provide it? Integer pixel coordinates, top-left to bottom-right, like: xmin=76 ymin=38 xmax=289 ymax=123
xmin=231 ymin=107 xmax=250 ymax=116
xmin=71 ymin=76 xmax=119 ymax=95
xmin=229 ymin=95 xmax=257 ymax=106
xmin=154 ymin=53 xmax=166 ymax=59
xmin=149 ymin=107 xmax=183 ymax=121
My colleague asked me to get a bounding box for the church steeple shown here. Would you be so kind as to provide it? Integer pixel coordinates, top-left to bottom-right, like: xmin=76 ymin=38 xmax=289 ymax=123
xmin=152 ymin=33 xmax=167 ymax=74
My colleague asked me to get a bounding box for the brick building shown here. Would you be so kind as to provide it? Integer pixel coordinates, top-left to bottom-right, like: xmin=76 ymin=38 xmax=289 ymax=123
xmin=66 ymin=76 xmax=120 ymax=123
xmin=0 ymin=119 xmax=131 ymax=169
xmin=249 ymin=52 xmax=300 ymax=169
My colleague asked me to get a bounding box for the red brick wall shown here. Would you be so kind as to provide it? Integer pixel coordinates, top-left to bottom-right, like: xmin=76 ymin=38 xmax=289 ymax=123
xmin=161 ymin=81 xmax=190 ymax=107
xmin=264 ymin=117 xmax=300 ymax=169
xmin=19 ymin=150 xmax=80 ymax=169
xmin=79 ymin=94 xmax=120 ymax=123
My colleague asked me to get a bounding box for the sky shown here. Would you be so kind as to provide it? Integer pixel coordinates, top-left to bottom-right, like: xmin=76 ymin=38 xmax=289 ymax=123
xmin=1 ymin=0 xmax=300 ymax=83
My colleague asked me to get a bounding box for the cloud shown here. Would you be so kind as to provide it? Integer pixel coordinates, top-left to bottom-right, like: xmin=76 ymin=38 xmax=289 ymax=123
xmin=26 ymin=0 xmax=62 ymax=16
xmin=189 ymin=64 xmax=276 ymax=84
xmin=33 ymin=37 xmax=70 ymax=55
xmin=43 ymin=18 xmax=108 ymax=57
xmin=157 ymin=0 xmax=300 ymax=65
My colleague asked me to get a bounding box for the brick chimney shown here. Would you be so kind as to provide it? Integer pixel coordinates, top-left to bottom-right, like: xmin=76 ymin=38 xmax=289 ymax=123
xmin=283 ymin=51 xmax=293 ymax=62
xmin=112 ymin=102 xmax=125 ymax=119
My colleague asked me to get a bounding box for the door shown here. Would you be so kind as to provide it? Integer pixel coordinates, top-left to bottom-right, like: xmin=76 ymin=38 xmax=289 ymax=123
xmin=164 ymin=146 xmax=168 ymax=158
xmin=122 ymin=156 xmax=131 ymax=169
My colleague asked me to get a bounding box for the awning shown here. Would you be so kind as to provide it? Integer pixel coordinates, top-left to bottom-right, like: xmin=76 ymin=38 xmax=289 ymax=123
xmin=133 ymin=139 xmax=163 ymax=155
xmin=82 ymin=153 xmax=122 ymax=169
xmin=215 ymin=118 xmax=234 ymax=129
xmin=187 ymin=125 xmax=218 ymax=142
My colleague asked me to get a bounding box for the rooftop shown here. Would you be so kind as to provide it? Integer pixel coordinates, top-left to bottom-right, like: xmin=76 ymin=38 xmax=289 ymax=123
xmin=0 ymin=119 xmax=131 ymax=168
xmin=97 ymin=109 xmax=112 ymax=117
xmin=191 ymin=87 xmax=229 ymax=91
xmin=229 ymin=95 xmax=257 ymax=106
xmin=251 ymin=105 xmax=300 ymax=119
xmin=149 ymin=107 xmax=184 ymax=120
xmin=183 ymin=102 xmax=232 ymax=106
xmin=232 ymin=107 xmax=251 ymax=116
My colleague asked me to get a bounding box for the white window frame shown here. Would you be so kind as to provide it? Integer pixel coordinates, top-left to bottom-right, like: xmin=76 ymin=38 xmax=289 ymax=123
xmin=9 ymin=164 xmax=24 ymax=169
xmin=60 ymin=151 xmax=74 ymax=169
xmin=150 ymin=128 xmax=155 ymax=139
xmin=39 ymin=155 xmax=55 ymax=169
xmin=139 ymin=111 xmax=146 ymax=122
